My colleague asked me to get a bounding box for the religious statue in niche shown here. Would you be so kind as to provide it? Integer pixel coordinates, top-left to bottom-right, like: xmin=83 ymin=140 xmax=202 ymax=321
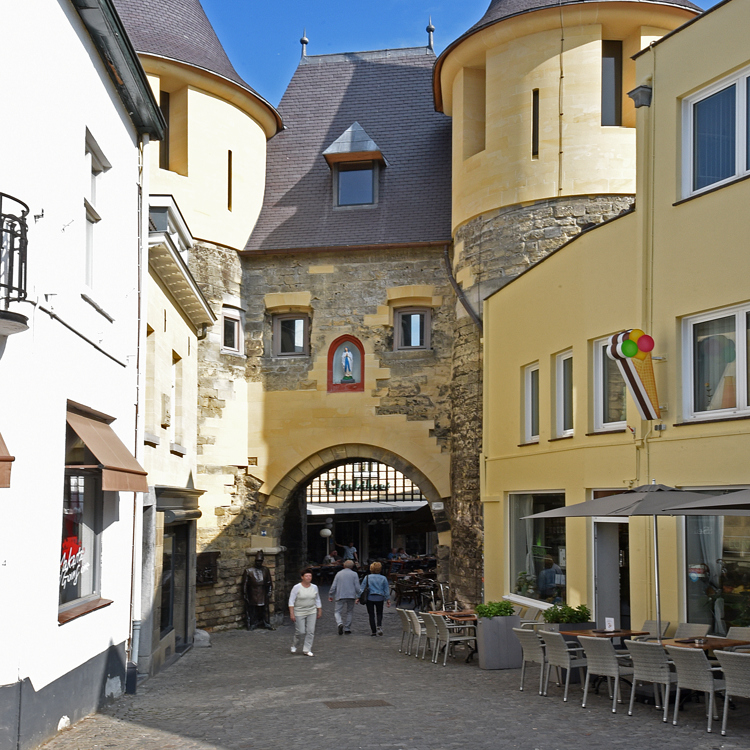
xmin=332 ymin=340 xmax=361 ymax=385
xmin=341 ymin=346 xmax=354 ymax=383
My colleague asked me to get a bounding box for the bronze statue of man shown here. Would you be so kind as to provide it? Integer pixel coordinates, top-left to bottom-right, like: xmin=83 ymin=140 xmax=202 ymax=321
xmin=243 ymin=550 xmax=274 ymax=630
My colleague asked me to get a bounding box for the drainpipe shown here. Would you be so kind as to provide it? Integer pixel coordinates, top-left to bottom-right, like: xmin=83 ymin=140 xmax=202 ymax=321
xmin=443 ymin=244 xmax=482 ymax=333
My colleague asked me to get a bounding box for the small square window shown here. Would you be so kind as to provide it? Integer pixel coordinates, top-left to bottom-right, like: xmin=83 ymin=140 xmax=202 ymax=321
xmin=394 ymin=308 xmax=431 ymax=350
xmin=221 ymin=309 xmax=242 ymax=354
xmin=524 ymin=363 xmax=540 ymax=444
xmin=335 ymin=162 xmax=377 ymax=206
xmin=273 ymin=314 xmax=309 ymax=356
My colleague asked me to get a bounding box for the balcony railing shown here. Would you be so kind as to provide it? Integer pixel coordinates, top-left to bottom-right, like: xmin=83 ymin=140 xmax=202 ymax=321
xmin=1 ymin=192 xmax=29 ymax=308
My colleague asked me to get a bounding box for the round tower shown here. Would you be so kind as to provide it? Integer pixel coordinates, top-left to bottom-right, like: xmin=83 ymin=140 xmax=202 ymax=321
xmin=115 ymin=0 xmax=281 ymax=250
xmin=434 ymin=0 xmax=699 ymax=604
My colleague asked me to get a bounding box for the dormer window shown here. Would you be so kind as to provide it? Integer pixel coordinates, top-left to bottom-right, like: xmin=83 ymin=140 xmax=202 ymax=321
xmin=323 ymin=122 xmax=386 ymax=209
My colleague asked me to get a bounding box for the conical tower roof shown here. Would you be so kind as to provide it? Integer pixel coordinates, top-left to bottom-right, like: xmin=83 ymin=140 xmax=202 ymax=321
xmin=113 ymin=0 xmax=262 ymax=98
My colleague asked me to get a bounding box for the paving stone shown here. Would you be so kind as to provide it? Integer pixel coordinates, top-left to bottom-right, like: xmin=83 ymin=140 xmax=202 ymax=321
xmin=40 ymin=595 xmax=750 ymax=750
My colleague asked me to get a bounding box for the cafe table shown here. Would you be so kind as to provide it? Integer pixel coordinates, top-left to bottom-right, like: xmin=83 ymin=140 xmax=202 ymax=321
xmin=661 ymin=636 xmax=750 ymax=653
xmin=559 ymin=629 xmax=648 ymax=639
xmin=428 ymin=610 xmax=478 ymax=662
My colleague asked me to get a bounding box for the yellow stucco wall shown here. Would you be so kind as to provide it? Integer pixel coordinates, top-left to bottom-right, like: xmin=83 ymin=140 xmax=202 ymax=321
xmin=482 ymin=0 xmax=750 ymax=629
xmin=144 ymin=60 xmax=272 ymax=251
xmin=440 ymin=4 xmax=696 ymax=232
xmin=144 ymin=267 xmax=200 ymax=486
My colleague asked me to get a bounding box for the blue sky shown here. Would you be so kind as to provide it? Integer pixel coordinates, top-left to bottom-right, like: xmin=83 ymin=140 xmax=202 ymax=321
xmin=201 ymin=0 xmax=719 ymax=107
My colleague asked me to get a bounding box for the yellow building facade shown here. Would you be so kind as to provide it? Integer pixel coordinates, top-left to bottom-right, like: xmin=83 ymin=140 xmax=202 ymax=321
xmin=483 ymin=0 xmax=750 ymax=635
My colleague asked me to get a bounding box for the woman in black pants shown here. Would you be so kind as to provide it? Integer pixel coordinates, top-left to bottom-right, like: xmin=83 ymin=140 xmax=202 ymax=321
xmin=357 ymin=561 xmax=391 ymax=635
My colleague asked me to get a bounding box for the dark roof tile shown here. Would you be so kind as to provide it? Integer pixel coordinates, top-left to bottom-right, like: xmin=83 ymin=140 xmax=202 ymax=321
xmin=245 ymin=47 xmax=451 ymax=252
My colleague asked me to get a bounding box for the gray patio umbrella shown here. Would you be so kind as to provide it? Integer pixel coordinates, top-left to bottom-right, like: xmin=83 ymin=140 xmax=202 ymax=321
xmin=524 ymin=484 xmax=722 ymax=642
xmin=666 ymin=488 xmax=750 ymax=515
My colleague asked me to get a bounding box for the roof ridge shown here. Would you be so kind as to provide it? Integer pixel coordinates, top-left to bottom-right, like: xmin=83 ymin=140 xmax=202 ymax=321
xmin=301 ymin=47 xmax=434 ymax=65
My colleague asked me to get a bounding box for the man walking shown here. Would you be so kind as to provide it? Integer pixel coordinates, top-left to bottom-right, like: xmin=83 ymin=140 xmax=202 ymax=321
xmin=328 ymin=560 xmax=359 ymax=635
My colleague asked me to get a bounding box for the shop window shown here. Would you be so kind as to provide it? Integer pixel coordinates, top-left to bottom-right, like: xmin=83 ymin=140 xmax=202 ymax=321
xmin=221 ymin=308 xmax=242 ymax=355
xmin=272 ymin=314 xmax=309 ymax=356
xmin=601 ymin=40 xmax=623 ymax=127
xmin=524 ymin=363 xmax=540 ymax=443
xmin=394 ymin=308 xmax=431 ymax=350
xmin=509 ymin=493 xmax=566 ymax=602
xmin=682 ymin=303 xmax=750 ymax=420
xmin=160 ymin=530 xmax=175 ymax=636
xmin=335 ymin=161 xmax=377 ymax=206
xmin=683 ymin=64 xmax=750 ymax=197
xmin=555 ymin=350 xmax=573 ymax=437
xmin=685 ymin=494 xmax=750 ymax=635
xmin=593 ymin=336 xmax=627 ymax=431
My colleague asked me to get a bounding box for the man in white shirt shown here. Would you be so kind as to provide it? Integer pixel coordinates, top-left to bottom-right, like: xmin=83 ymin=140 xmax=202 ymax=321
xmin=328 ymin=560 xmax=360 ymax=635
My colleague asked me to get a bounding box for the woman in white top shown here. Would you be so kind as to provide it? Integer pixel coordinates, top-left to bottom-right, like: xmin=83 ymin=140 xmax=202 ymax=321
xmin=288 ymin=568 xmax=322 ymax=656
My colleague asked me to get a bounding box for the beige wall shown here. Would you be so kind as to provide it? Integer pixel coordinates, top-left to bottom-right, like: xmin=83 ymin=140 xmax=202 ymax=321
xmin=482 ymin=0 xmax=750 ymax=630
xmin=439 ymin=4 xmax=695 ymax=232
xmin=144 ymin=60 xmax=272 ymax=251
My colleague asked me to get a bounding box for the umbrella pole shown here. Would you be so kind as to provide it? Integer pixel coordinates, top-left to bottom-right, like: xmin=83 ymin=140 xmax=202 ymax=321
xmin=653 ymin=514 xmax=662 ymax=645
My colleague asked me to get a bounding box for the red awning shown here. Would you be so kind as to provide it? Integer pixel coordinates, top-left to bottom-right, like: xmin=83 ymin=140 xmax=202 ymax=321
xmin=66 ymin=408 xmax=148 ymax=492
xmin=0 ymin=432 xmax=14 ymax=488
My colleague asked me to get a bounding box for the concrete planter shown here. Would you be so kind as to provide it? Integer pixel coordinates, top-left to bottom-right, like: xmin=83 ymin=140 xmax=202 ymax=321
xmin=476 ymin=615 xmax=522 ymax=670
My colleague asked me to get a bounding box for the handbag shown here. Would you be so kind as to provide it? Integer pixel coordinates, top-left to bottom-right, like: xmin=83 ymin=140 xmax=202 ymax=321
xmin=359 ymin=575 xmax=369 ymax=605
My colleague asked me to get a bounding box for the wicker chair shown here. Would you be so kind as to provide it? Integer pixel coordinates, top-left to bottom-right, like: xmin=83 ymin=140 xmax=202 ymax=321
xmin=714 ymin=650 xmax=750 ymax=736
xmin=631 ymin=619 xmax=671 ymax=641
xmin=726 ymin=626 xmax=750 ymax=652
xmin=673 ymin=622 xmax=711 ymax=639
xmin=665 ymin=646 xmax=726 ymax=733
xmin=432 ymin=613 xmax=477 ymax=666
xmin=405 ymin=609 xmax=426 ymax=657
xmin=578 ymin=636 xmax=634 ymax=712
xmin=512 ymin=627 xmax=547 ymax=695
xmin=625 ymin=639 xmax=677 ymax=722
xmin=540 ymin=630 xmax=587 ymax=702
xmin=421 ymin=610 xmax=439 ymax=662
xmin=396 ymin=608 xmax=411 ymax=654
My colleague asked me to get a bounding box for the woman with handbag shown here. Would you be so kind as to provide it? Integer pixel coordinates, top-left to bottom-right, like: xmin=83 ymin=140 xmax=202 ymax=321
xmin=356 ymin=561 xmax=390 ymax=636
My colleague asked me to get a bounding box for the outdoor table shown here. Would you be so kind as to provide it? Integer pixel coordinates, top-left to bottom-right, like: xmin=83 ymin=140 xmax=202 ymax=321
xmin=661 ymin=637 xmax=750 ymax=653
xmin=561 ymin=629 xmax=648 ymax=639
xmin=428 ymin=611 xmax=477 ymax=663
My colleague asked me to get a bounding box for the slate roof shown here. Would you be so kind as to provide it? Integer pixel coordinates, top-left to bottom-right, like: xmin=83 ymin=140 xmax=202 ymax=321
xmin=113 ymin=0 xmax=259 ymax=97
xmin=434 ymin=0 xmax=702 ymax=111
xmin=244 ymin=47 xmax=451 ymax=253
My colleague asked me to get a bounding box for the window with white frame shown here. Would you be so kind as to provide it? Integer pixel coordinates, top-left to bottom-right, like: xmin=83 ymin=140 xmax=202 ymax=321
xmin=272 ymin=314 xmax=309 ymax=356
xmin=221 ymin=308 xmax=242 ymax=354
xmin=524 ymin=363 xmax=540 ymax=443
xmin=84 ymin=131 xmax=110 ymax=289
xmin=394 ymin=308 xmax=431 ymax=350
xmin=593 ymin=337 xmax=627 ymax=431
xmin=683 ymin=304 xmax=750 ymax=420
xmin=555 ymin=350 xmax=574 ymax=437
xmin=683 ymin=65 xmax=750 ymax=197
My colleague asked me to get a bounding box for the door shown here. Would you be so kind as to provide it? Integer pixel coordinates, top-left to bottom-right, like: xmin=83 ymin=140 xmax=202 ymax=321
xmin=594 ymin=519 xmax=630 ymax=629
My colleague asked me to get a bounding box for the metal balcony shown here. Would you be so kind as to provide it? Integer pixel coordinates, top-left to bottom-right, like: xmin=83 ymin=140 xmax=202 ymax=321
xmin=1 ymin=192 xmax=29 ymax=307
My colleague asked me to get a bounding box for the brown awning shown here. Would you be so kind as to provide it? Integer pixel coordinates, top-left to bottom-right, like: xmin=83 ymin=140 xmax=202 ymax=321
xmin=0 ymin=432 xmax=14 ymax=489
xmin=66 ymin=409 xmax=148 ymax=492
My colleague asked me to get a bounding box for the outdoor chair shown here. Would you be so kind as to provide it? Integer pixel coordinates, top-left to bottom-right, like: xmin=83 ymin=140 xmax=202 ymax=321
xmin=512 ymin=627 xmax=547 ymax=694
xmin=396 ymin=608 xmax=411 ymax=654
xmin=519 ymin=606 xmax=544 ymax=629
xmin=665 ymin=645 xmax=725 ymax=733
xmin=405 ymin=609 xmax=427 ymax=657
xmin=631 ymin=619 xmax=671 ymax=641
xmin=624 ymin=639 xmax=677 ymax=722
xmin=726 ymin=626 xmax=750 ymax=651
xmin=673 ymin=622 xmax=711 ymax=640
xmin=540 ymin=630 xmax=587 ymax=702
xmin=578 ymin=635 xmax=634 ymax=713
xmin=713 ymin=650 xmax=750 ymax=736
xmin=432 ymin=613 xmax=477 ymax=667
xmin=420 ymin=610 xmax=439 ymax=662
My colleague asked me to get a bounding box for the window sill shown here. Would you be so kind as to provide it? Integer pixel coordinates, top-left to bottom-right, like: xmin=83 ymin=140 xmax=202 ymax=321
xmin=674 ymin=171 xmax=750 ymax=206
xmin=673 ymin=414 xmax=750 ymax=427
xmin=273 ymin=352 xmax=310 ymax=358
xmin=144 ymin=432 xmax=161 ymax=447
xmin=585 ymin=429 xmax=627 ymax=436
xmin=548 ymin=435 xmax=573 ymax=442
xmin=220 ymin=348 xmax=245 ymax=358
xmin=518 ymin=440 xmax=540 ymax=447
xmin=169 ymin=442 xmax=187 ymax=456
xmin=58 ymin=597 xmax=113 ymax=625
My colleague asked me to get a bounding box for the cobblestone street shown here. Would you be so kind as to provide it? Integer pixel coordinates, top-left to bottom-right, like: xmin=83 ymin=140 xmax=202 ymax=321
xmin=42 ymin=601 xmax=750 ymax=750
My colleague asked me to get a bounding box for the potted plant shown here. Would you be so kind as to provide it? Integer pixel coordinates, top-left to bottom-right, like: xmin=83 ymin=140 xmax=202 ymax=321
xmin=541 ymin=604 xmax=595 ymax=635
xmin=475 ymin=600 xmax=522 ymax=670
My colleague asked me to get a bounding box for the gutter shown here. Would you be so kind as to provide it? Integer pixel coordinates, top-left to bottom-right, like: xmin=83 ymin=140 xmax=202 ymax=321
xmin=443 ymin=244 xmax=483 ymax=333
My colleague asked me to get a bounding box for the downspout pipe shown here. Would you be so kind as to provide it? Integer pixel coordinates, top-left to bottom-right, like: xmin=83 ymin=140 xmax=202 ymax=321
xmin=443 ymin=244 xmax=483 ymax=333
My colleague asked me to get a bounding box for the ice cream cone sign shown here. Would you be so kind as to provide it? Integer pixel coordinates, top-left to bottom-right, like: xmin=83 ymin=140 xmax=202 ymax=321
xmin=607 ymin=329 xmax=660 ymax=420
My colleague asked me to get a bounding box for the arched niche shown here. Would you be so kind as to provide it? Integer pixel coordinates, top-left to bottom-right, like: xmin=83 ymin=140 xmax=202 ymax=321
xmin=327 ymin=334 xmax=365 ymax=392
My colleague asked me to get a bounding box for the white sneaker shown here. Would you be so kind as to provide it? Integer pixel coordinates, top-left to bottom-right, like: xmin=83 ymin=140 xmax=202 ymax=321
xmin=290 ymin=646 xmax=297 ymax=653
xmin=303 ymin=651 xmax=314 ymax=657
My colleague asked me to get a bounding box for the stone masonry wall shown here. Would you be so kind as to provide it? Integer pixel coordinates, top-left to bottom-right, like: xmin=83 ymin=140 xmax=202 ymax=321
xmin=448 ymin=195 xmax=634 ymax=605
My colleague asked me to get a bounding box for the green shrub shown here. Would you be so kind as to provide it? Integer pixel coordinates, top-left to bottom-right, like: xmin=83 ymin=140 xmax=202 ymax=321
xmin=541 ymin=604 xmax=592 ymax=624
xmin=476 ymin=600 xmax=516 ymax=618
